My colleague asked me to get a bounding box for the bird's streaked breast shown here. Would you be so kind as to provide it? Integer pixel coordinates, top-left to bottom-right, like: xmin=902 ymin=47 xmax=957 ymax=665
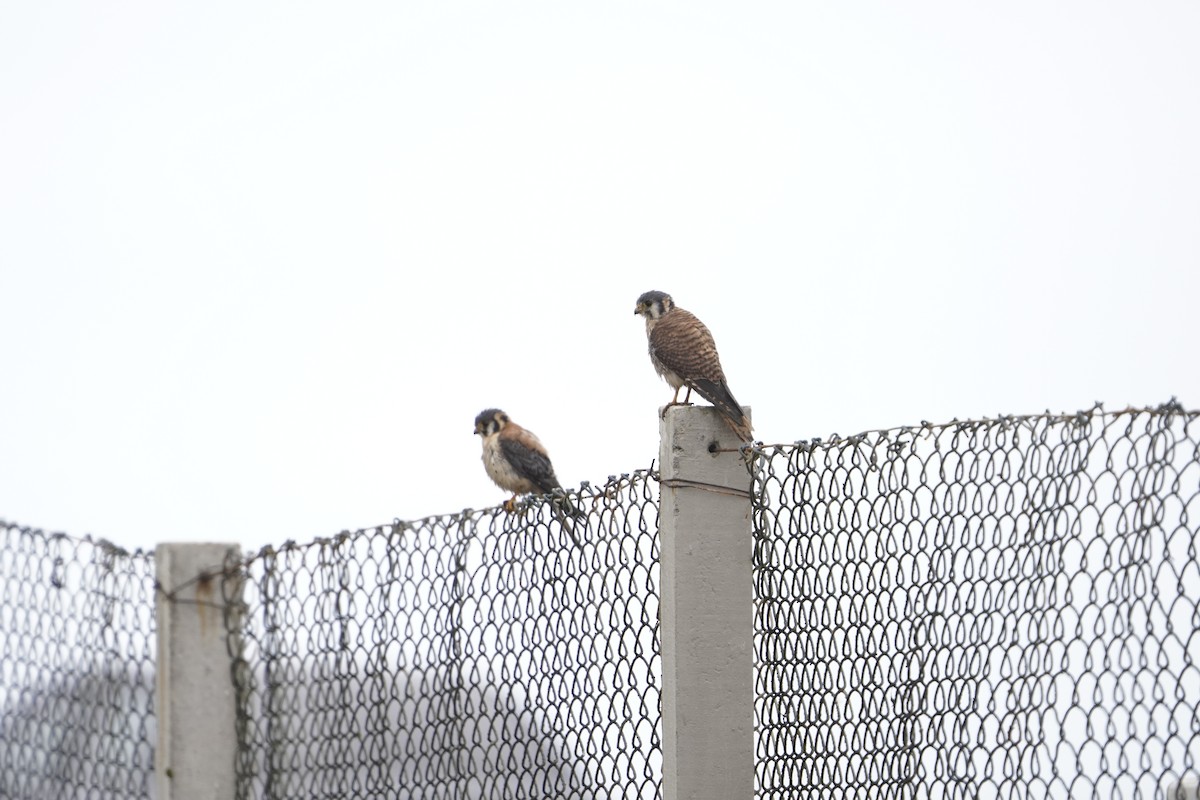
xmin=481 ymin=434 xmax=537 ymax=494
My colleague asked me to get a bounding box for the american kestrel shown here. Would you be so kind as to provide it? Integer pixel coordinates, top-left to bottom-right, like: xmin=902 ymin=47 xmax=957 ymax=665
xmin=633 ymin=290 xmax=754 ymax=442
xmin=474 ymin=408 xmax=583 ymax=543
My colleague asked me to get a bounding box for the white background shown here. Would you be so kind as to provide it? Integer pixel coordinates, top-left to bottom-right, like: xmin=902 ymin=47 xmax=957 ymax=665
xmin=2 ymin=1 xmax=1197 ymax=550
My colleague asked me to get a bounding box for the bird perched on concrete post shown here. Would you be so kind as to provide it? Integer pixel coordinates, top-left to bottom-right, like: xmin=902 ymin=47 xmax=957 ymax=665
xmin=633 ymin=290 xmax=754 ymax=442
xmin=473 ymin=408 xmax=583 ymax=545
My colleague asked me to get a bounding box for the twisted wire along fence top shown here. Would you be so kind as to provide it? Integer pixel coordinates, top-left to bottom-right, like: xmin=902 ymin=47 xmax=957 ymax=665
xmin=0 ymin=522 xmax=157 ymax=800
xmin=749 ymin=400 xmax=1200 ymax=800
xmin=222 ymin=468 xmax=662 ymax=800
xmin=4 ymin=400 xmax=1199 ymax=800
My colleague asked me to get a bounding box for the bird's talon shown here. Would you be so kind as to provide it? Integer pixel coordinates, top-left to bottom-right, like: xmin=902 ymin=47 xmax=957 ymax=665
xmin=659 ymin=400 xmax=696 ymax=419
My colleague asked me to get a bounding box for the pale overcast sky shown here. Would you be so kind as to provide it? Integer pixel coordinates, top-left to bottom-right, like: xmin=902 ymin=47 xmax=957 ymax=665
xmin=2 ymin=1 xmax=1197 ymax=551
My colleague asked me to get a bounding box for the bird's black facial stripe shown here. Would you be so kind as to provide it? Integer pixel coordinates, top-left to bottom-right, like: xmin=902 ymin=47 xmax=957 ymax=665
xmin=474 ymin=408 xmax=507 ymax=434
xmin=635 ymin=291 xmax=673 ymax=320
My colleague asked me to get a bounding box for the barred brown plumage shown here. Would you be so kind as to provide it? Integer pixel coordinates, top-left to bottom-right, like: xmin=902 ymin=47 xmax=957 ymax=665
xmin=634 ymin=290 xmax=753 ymax=442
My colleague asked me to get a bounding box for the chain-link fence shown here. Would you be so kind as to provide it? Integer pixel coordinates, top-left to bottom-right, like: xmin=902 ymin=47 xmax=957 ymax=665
xmin=3 ymin=402 xmax=1199 ymax=799
xmin=0 ymin=522 xmax=156 ymax=800
xmin=222 ymin=470 xmax=661 ymax=800
xmin=752 ymin=401 xmax=1200 ymax=799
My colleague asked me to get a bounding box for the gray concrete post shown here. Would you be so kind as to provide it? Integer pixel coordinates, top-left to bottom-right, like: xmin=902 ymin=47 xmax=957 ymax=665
xmin=155 ymin=543 xmax=241 ymax=800
xmin=659 ymin=405 xmax=754 ymax=800
xmin=1169 ymin=778 xmax=1200 ymax=799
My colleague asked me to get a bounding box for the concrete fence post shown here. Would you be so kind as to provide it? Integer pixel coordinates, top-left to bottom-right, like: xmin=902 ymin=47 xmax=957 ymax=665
xmin=1169 ymin=778 xmax=1200 ymax=799
xmin=155 ymin=543 xmax=241 ymax=800
xmin=659 ymin=405 xmax=754 ymax=800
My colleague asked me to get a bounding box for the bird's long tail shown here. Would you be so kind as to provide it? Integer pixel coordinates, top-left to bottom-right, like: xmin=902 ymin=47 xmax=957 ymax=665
xmin=690 ymin=379 xmax=754 ymax=442
xmin=550 ymin=491 xmax=585 ymax=547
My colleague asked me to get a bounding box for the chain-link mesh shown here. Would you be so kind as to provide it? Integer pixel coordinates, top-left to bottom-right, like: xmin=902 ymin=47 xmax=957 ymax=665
xmin=752 ymin=402 xmax=1200 ymax=799
xmin=0 ymin=522 xmax=156 ymax=800
xmin=4 ymin=401 xmax=1198 ymax=799
xmin=222 ymin=470 xmax=661 ymax=800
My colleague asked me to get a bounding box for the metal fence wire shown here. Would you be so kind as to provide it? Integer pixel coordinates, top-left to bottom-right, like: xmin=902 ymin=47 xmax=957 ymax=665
xmin=3 ymin=401 xmax=1199 ymax=800
xmin=0 ymin=523 xmax=156 ymax=800
xmin=222 ymin=470 xmax=662 ymax=800
xmin=752 ymin=401 xmax=1200 ymax=799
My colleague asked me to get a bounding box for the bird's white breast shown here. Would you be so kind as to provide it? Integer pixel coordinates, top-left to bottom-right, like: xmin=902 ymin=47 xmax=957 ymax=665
xmin=480 ymin=434 xmax=533 ymax=493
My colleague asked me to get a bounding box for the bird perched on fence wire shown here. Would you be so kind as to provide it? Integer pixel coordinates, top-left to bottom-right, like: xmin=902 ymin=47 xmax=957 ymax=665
xmin=473 ymin=408 xmax=583 ymax=544
xmin=633 ymin=290 xmax=754 ymax=442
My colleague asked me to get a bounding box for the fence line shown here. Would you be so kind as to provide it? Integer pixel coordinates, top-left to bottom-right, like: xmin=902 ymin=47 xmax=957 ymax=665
xmin=2 ymin=400 xmax=1198 ymax=799
xmin=221 ymin=469 xmax=661 ymax=799
xmin=0 ymin=525 xmax=156 ymax=800
xmin=751 ymin=400 xmax=1200 ymax=798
